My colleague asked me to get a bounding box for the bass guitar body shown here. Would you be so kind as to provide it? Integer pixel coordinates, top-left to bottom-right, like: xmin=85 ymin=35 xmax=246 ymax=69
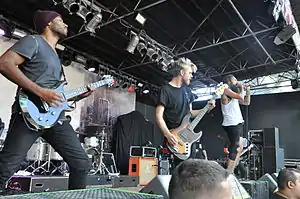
xmin=166 ymin=113 xmax=202 ymax=160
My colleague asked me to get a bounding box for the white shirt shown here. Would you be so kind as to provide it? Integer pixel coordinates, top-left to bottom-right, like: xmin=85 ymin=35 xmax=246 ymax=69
xmin=221 ymin=97 xmax=244 ymax=126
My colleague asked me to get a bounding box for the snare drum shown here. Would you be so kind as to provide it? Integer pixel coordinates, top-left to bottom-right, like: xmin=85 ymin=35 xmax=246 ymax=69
xmin=84 ymin=137 xmax=99 ymax=148
xmin=27 ymin=142 xmax=48 ymax=161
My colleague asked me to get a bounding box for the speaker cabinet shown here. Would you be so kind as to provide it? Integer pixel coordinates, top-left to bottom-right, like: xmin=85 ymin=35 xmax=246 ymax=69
xmin=262 ymin=147 xmax=285 ymax=174
xmin=128 ymin=157 xmax=157 ymax=185
xmin=140 ymin=175 xmax=171 ymax=199
xmin=263 ymin=127 xmax=280 ymax=148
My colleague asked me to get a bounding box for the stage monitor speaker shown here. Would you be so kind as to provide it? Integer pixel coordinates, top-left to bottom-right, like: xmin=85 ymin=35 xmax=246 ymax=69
xmin=231 ymin=175 xmax=251 ymax=199
xmin=259 ymin=173 xmax=278 ymax=194
xmin=263 ymin=127 xmax=280 ymax=148
xmin=140 ymin=175 xmax=171 ymax=199
xmin=140 ymin=175 xmax=251 ymax=199
xmin=262 ymin=147 xmax=284 ymax=174
xmin=240 ymin=180 xmax=269 ymax=199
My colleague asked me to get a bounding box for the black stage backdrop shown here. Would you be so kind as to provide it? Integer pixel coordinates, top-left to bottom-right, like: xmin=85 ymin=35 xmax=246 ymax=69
xmin=137 ymin=91 xmax=300 ymax=160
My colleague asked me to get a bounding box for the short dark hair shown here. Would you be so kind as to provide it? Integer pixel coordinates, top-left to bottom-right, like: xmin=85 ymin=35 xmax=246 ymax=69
xmin=222 ymin=74 xmax=235 ymax=85
xmin=277 ymin=168 xmax=300 ymax=189
xmin=168 ymin=159 xmax=230 ymax=199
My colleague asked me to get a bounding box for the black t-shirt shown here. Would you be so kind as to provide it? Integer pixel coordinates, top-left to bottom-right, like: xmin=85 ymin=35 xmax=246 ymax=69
xmin=9 ymin=34 xmax=63 ymax=113
xmin=270 ymin=193 xmax=287 ymax=199
xmin=157 ymin=84 xmax=194 ymax=129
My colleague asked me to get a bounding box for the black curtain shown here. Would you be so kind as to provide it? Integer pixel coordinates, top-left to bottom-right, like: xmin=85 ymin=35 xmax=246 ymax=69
xmin=111 ymin=111 xmax=155 ymax=175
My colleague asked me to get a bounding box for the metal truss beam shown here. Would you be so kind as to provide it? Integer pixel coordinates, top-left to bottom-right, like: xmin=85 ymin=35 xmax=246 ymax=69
xmin=209 ymin=58 xmax=294 ymax=77
xmin=175 ymin=0 xmax=224 ymax=53
xmin=100 ymin=0 xmax=168 ymax=28
xmin=176 ymin=26 xmax=279 ymax=56
xmin=62 ymin=0 xmax=168 ymax=42
xmin=227 ymin=0 xmax=276 ymax=64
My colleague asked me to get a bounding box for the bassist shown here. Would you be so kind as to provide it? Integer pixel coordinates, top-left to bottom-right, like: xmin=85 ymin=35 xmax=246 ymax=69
xmin=156 ymin=58 xmax=215 ymax=167
xmin=0 ymin=10 xmax=92 ymax=194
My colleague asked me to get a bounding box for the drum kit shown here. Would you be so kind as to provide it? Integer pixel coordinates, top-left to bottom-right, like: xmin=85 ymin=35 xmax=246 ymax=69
xmin=24 ymin=124 xmax=118 ymax=176
xmin=83 ymin=124 xmax=118 ymax=176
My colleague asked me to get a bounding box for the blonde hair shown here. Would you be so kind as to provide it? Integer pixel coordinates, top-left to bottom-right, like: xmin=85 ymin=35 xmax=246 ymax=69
xmin=177 ymin=57 xmax=197 ymax=72
xmin=169 ymin=57 xmax=197 ymax=77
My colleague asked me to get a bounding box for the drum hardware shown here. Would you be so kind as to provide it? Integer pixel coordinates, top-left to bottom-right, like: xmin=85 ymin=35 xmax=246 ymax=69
xmin=85 ymin=126 xmax=118 ymax=176
xmin=24 ymin=138 xmax=65 ymax=176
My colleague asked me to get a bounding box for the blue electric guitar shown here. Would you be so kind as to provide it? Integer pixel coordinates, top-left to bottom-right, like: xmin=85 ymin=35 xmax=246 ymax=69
xmin=18 ymin=75 xmax=115 ymax=131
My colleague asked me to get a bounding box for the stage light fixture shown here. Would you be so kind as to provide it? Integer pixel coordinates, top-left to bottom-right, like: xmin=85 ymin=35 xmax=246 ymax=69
xmin=77 ymin=5 xmax=94 ymax=22
xmin=291 ymin=79 xmax=299 ymax=89
xmin=63 ymin=0 xmax=80 ymax=14
xmin=0 ymin=20 xmax=12 ymax=38
xmin=126 ymin=31 xmax=140 ymax=54
xmin=85 ymin=12 xmax=102 ymax=33
xmin=135 ymin=13 xmax=146 ymax=26
xmin=52 ymin=0 xmax=64 ymax=5
xmin=0 ymin=29 xmax=4 ymax=36
xmin=147 ymin=47 xmax=158 ymax=60
xmin=12 ymin=29 xmax=27 ymax=38
xmin=136 ymin=41 xmax=147 ymax=56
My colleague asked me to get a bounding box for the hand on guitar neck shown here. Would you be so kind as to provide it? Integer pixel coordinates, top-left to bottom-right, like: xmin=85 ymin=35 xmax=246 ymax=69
xmin=68 ymin=85 xmax=95 ymax=102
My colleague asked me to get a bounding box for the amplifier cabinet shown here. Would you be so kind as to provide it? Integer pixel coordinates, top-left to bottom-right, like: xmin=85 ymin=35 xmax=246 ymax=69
xmin=128 ymin=157 xmax=158 ymax=185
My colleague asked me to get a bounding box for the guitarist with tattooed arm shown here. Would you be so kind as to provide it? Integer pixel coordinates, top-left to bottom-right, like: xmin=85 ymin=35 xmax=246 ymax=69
xmin=156 ymin=58 xmax=215 ymax=168
xmin=0 ymin=10 xmax=93 ymax=195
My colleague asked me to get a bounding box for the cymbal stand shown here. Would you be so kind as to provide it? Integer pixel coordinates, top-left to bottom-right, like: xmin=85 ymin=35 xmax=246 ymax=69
xmin=31 ymin=145 xmax=57 ymax=175
xmin=89 ymin=127 xmax=110 ymax=175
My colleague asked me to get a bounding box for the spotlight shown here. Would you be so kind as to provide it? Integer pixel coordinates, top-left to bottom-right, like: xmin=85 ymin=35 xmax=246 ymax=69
xmin=156 ymin=50 xmax=164 ymax=63
xmin=122 ymin=82 xmax=129 ymax=89
xmin=135 ymin=13 xmax=147 ymax=26
xmin=85 ymin=12 xmax=102 ymax=33
xmin=136 ymin=41 xmax=147 ymax=56
xmin=63 ymin=0 xmax=80 ymax=14
xmin=291 ymin=79 xmax=299 ymax=89
xmin=147 ymin=47 xmax=158 ymax=60
xmin=143 ymin=89 xmax=150 ymax=94
xmin=77 ymin=5 xmax=94 ymax=22
xmin=126 ymin=31 xmax=140 ymax=54
xmin=0 ymin=20 xmax=12 ymax=38
xmin=0 ymin=29 xmax=4 ymax=36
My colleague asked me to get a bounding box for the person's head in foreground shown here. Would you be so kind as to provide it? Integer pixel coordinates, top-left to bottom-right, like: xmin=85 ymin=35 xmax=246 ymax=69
xmin=273 ymin=168 xmax=300 ymax=199
xmin=168 ymin=159 xmax=232 ymax=199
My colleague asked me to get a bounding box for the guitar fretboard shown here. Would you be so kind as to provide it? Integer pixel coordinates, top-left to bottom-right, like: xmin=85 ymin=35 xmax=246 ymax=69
xmin=64 ymin=80 xmax=111 ymax=100
xmin=188 ymin=104 xmax=211 ymax=130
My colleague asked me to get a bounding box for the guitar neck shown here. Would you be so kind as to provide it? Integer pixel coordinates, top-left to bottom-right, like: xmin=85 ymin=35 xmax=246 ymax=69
xmin=189 ymin=95 xmax=217 ymax=130
xmin=64 ymin=80 xmax=106 ymax=100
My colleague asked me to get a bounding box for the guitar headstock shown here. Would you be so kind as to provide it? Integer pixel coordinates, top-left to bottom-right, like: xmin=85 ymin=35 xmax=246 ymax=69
xmin=214 ymin=82 xmax=228 ymax=96
xmin=102 ymin=75 xmax=116 ymax=87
